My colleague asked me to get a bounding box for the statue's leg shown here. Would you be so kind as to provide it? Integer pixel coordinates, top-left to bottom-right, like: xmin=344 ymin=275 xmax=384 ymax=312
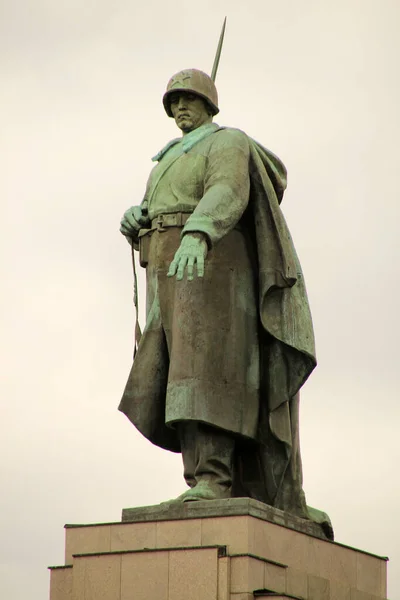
xmin=176 ymin=421 xmax=196 ymax=489
xmin=176 ymin=421 xmax=235 ymax=501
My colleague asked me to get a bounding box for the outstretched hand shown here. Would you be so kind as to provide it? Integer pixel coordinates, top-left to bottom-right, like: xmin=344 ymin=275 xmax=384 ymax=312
xmin=167 ymin=233 xmax=208 ymax=281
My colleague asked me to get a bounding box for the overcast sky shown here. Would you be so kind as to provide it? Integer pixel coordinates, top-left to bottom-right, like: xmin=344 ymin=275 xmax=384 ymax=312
xmin=1 ymin=1 xmax=399 ymax=598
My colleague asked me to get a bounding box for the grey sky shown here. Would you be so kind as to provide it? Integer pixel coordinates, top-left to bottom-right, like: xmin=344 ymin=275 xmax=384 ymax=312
xmin=1 ymin=1 xmax=399 ymax=598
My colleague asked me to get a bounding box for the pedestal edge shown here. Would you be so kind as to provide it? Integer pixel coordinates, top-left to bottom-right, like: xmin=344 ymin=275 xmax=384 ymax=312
xmin=121 ymin=497 xmax=327 ymax=539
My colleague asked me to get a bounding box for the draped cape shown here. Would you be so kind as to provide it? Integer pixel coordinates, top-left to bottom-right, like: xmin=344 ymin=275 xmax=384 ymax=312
xmin=233 ymin=135 xmax=332 ymax=538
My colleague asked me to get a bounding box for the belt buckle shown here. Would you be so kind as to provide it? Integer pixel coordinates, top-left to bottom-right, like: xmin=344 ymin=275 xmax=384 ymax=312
xmin=156 ymin=214 xmax=166 ymax=232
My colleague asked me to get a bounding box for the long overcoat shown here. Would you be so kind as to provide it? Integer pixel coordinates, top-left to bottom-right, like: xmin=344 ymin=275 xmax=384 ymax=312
xmin=119 ymin=124 xmax=330 ymax=534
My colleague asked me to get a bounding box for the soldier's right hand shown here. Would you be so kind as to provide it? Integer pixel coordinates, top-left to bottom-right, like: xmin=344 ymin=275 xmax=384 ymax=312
xmin=120 ymin=206 xmax=149 ymax=239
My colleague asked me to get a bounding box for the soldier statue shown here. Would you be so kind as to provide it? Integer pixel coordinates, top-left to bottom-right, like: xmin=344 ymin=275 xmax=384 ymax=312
xmin=119 ymin=65 xmax=332 ymax=538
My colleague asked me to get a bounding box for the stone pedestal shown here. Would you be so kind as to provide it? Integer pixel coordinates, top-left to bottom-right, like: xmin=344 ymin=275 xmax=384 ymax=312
xmin=49 ymin=498 xmax=388 ymax=600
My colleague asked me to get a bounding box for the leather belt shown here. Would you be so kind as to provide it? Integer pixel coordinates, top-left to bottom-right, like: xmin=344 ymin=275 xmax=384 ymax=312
xmin=149 ymin=212 xmax=191 ymax=232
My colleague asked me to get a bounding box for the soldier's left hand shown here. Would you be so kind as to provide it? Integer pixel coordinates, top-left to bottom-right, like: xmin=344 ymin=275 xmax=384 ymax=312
xmin=167 ymin=233 xmax=208 ymax=281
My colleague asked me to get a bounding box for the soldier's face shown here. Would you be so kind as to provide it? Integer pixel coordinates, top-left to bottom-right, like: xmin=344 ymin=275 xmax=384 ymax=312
xmin=169 ymin=92 xmax=212 ymax=134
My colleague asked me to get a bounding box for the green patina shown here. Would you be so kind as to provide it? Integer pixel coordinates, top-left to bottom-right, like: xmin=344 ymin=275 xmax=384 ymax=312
xmin=119 ymin=73 xmax=333 ymax=540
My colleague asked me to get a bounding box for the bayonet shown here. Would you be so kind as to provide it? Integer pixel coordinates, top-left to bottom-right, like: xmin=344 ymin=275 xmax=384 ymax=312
xmin=211 ymin=17 xmax=227 ymax=82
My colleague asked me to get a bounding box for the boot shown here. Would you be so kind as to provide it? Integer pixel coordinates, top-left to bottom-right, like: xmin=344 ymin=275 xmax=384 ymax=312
xmin=177 ymin=421 xmax=235 ymax=501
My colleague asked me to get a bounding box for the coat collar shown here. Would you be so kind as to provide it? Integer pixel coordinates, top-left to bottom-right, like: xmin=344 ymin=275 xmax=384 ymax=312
xmin=152 ymin=122 xmax=220 ymax=162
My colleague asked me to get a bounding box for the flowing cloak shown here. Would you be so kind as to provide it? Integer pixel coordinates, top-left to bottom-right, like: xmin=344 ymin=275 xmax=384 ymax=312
xmin=236 ymin=137 xmax=333 ymax=537
xmin=120 ymin=127 xmax=333 ymax=539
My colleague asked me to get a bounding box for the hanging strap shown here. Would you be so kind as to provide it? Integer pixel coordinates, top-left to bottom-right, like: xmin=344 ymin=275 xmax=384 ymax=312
xmin=131 ymin=244 xmax=142 ymax=357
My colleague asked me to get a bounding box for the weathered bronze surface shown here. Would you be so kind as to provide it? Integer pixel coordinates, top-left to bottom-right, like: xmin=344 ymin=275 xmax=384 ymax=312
xmin=119 ymin=70 xmax=333 ymax=538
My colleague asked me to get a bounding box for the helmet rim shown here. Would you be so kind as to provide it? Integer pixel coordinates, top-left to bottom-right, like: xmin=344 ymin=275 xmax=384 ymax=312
xmin=163 ymin=88 xmax=219 ymax=117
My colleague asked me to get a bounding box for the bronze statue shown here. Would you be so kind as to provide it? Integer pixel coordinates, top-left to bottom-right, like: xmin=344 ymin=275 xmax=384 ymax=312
xmin=119 ymin=29 xmax=332 ymax=538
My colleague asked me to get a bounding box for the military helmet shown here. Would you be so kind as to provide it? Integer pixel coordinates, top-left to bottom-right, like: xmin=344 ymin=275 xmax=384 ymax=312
xmin=163 ymin=69 xmax=219 ymax=117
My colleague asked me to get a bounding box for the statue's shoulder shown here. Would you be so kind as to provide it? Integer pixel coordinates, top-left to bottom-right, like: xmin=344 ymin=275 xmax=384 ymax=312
xmin=210 ymin=126 xmax=250 ymax=153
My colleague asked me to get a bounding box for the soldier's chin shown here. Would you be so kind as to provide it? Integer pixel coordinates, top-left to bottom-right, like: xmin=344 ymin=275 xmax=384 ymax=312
xmin=177 ymin=118 xmax=194 ymax=132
